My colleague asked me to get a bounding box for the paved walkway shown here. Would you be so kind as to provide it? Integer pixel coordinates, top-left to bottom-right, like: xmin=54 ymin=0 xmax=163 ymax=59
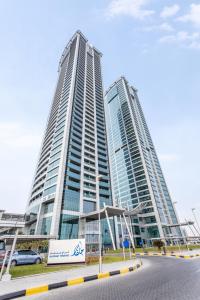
xmin=0 ymin=259 xmax=140 ymax=296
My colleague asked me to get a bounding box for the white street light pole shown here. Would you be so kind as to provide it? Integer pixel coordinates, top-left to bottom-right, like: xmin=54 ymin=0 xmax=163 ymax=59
xmin=0 ymin=250 xmax=8 ymax=280
xmin=173 ymin=201 xmax=187 ymax=248
xmin=2 ymin=228 xmax=19 ymax=281
xmin=172 ymin=202 xmax=181 ymax=253
xmin=96 ymin=175 xmax=103 ymax=273
xmin=119 ymin=215 xmax=125 ymax=260
xmin=192 ymin=208 xmax=200 ymax=235
xmin=98 ymin=207 xmax=102 ymax=273
xmin=185 ymin=218 xmax=196 ymax=237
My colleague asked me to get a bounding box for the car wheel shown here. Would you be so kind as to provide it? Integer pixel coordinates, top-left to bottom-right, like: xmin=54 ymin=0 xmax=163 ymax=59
xmin=11 ymin=260 xmax=17 ymax=267
xmin=35 ymin=258 xmax=41 ymax=264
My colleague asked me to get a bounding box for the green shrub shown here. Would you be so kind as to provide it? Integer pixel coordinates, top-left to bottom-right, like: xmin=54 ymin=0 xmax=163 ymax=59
xmin=86 ymin=256 xmax=99 ymax=264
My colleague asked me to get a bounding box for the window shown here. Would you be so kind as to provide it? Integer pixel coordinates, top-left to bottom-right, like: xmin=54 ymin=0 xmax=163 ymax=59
xmin=43 ymin=185 xmax=56 ymax=197
xmin=59 ymin=214 xmax=79 ymax=240
xmin=62 ymin=189 xmax=80 ymax=211
xmin=41 ymin=216 xmax=52 ymax=235
xmin=83 ymin=200 xmax=96 ymax=213
xmin=44 ymin=202 xmax=54 ymax=214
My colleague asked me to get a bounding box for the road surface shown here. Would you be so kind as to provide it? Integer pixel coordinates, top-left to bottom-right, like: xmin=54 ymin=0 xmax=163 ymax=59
xmin=28 ymin=257 xmax=200 ymax=300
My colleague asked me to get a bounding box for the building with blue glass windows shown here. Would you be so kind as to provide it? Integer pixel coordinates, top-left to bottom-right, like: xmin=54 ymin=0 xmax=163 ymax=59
xmin=25 ymin=31 xmax=113 ymax=248
xmin=25 ymin=31 xmax=182 ymax=249
xmin=105 ymin=77 xmax=182 ymax=247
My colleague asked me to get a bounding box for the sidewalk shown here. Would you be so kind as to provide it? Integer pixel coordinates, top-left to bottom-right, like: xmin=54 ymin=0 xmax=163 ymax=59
xmin=0 ymin=258 xmax=141 ymax=297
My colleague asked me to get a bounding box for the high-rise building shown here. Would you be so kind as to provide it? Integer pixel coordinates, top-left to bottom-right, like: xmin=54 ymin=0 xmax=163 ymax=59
xmin=25 ymin=31 xmax=113 ymax=247
xmin=104 ymin=77 xmax=182 ymax=247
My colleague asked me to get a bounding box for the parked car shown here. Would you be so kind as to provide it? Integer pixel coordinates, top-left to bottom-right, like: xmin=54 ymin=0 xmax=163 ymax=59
xmin=0 ymin=240 xmax=6 ymax=266
xmin=7 ymin=250 xmax=42 ymax=266
xmin=0 ymin=251 xmax=6 ymax=266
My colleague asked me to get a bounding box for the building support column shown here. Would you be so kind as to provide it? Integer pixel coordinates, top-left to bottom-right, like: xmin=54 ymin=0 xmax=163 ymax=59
xmin=104 ymin=204 xmax=116 ymax=250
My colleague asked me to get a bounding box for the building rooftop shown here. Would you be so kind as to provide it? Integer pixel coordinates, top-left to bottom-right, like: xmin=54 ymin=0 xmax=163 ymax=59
xmin=105 ymin=76 xmax=138 ymax=96
xmin=59 ymin=30 xmax=102 ymax=70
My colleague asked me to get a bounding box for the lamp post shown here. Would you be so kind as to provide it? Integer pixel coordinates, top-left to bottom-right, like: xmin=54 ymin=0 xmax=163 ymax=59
xmin=172 ymin=201 xmax=183 ymax=249
xmin=185 ymin=218 xmax=196 ymax=237
xmin=192 ymin=208 xmax=200 ymax=236
xmin=2 ymin=228 xmax=19 ymax=281
xmin=120 ymin=215 xmax=126 ymax=260
xmin=96 ymin=175 xmax=103 ymax=273
xmin=117 ymin=197 xmax=125 ymax=260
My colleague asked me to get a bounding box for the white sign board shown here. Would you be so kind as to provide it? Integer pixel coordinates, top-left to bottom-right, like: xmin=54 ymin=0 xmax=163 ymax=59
xmin=47 ymin=239 xmax=85 ymax=264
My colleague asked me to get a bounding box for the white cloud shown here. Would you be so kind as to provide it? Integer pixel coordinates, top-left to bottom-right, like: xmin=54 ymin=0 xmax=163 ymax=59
xmin=106 ymin=0 xmax=155 ymax=20
xmin=143 ymin=22 xmax=174 ymax=32
xmin=160 ymin=4 xmax=180 ymax=18
xmin=178 ymin=4 xmax=200 ymax=26
xmin=160 ymin=22 xmax=174 ymax=32
xmin=159 ymin=35 xmax=176 ymax=43
xmin=159 ymin=31 xmax=200 ymax=49
xmin=189 ymin=40 xmax=200 ymax=49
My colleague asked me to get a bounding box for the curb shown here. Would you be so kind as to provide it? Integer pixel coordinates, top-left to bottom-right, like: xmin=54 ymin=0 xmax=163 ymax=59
xmin=134 ymin=252 xmax=200 ymax=259
xmin=0 ymin=263 xmax=142 ymax=300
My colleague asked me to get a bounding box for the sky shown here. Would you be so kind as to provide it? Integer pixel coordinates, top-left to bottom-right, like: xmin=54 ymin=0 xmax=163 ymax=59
xmin=0 ymin=0 xmax=200 ymax=226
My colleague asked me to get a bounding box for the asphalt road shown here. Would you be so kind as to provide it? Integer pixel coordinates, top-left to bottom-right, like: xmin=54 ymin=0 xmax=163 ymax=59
xmin=28 ymin=257 xmax=200 ymax=300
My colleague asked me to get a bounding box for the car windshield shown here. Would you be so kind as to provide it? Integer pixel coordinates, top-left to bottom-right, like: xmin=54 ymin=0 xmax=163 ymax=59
xmin=7 ymin=250 xmax=17 ymax=256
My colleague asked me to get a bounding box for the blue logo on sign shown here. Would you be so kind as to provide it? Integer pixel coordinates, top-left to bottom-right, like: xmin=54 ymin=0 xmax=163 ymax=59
xmin=72 ymin=241 xmax=84 ymax=256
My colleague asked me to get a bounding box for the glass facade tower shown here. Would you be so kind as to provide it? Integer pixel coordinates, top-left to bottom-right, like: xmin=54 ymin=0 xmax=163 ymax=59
xmin=25 ymin=31 xmax=112 ymax=246
xmin=105 ymin=77 xmax=182 ymax=247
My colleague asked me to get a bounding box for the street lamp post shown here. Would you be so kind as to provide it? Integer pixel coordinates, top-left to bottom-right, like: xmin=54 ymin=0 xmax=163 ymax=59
xmin=185 ymin=218 xmax=196 ymax=237
xmin=119 ymin=215 xmax=125 ymax=260
xmin=173 ymin=201 xmax=185 ymax=248
xmin=172 ymin=202 xmax=181 ymax=254
xmin=117 ymin=197 xmax=125 ymax=260
xmin=98 ymin=207 xmax=102 ymax=273
xmin=0 ymin=250 xmax=8 ymax=280
xmin=2 ymin=228 xmax=19 ymax=281
xmin=96 ymin=175 xmax=103 ymax=273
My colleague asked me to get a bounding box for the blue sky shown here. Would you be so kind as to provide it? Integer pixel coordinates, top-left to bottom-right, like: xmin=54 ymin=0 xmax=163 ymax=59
xmin=0 ymin=0 xmax=200 ymax=225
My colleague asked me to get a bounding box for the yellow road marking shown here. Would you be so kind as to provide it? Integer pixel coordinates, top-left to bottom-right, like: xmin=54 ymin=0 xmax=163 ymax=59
xmin=68 ymin=277 xmax=84 ymax=286
xmin=98 ymin=272 xmax=110 ymax=279
xmin=24 ymin=264 xmax=144 ymax=297
xmin=120 ymin=268 xmax=129 ymax=274
xmin=26 ymin=285 xmax=48 ymax=296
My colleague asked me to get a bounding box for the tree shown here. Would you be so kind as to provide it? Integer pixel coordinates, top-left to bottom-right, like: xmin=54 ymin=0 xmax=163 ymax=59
xmin=153 ymin=240 xmax=164 ymax=251
xmin=16 ymin=240 xmax=48 ymax=252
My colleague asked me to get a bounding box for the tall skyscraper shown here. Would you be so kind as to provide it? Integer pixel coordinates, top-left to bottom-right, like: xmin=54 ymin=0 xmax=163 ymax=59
xmin=104 ymin=77 xmax=182 ymax=247
xmin=25 ymin=31 xmax=113 ymax=247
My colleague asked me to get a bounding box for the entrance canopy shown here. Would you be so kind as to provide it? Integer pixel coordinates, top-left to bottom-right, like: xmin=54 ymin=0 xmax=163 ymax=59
xmin=0 ymin=211 xmax=25 ymax=234
xmin=81 ymin=205 xmax=125 ymax=222
xmin=0 ymin=235 xmax=56 ymax=245
xmin=163 ymin=221 xmax=194 ymax=228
